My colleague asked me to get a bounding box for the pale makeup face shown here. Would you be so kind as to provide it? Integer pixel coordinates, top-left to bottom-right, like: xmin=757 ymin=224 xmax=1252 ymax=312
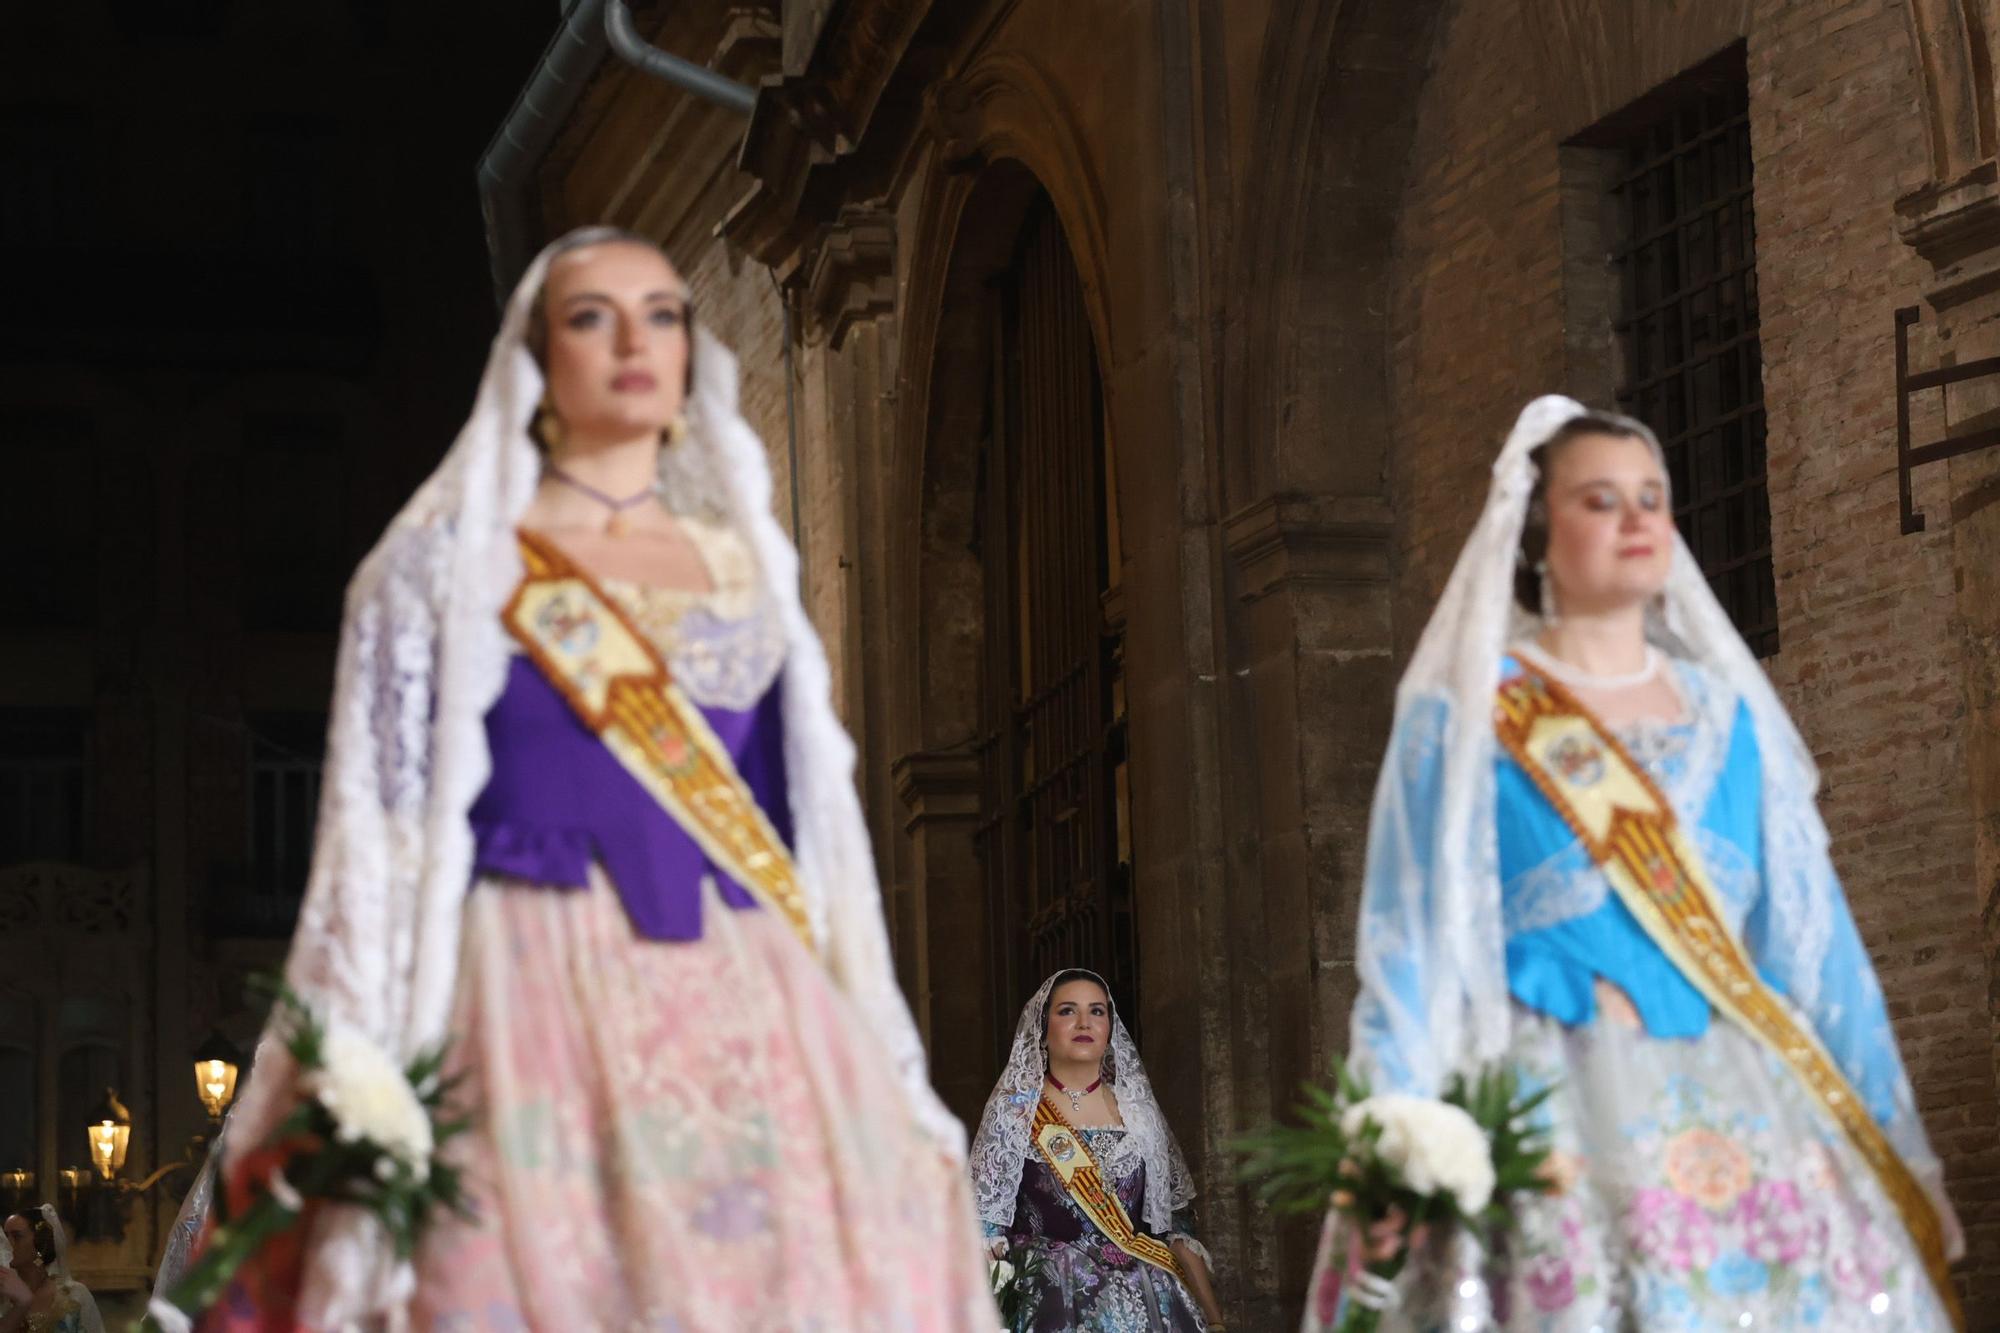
xmin=3 ymin=1214 xmax=35 ymax=1274
xmin=1045 ymin=978 xmax=1110 ymax=1069
xmin=1541 ymin=431 xmax=1675 ymax=617
xmin=540 ymin=241 xmax=691 ymax=446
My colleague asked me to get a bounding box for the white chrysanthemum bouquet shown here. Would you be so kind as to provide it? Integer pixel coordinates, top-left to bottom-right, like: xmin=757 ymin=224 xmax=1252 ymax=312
xmin=142 ymin=981 xmax=471 ymax=1330
xmin=1237 ymin=1060 xmax=1555 ymax=1333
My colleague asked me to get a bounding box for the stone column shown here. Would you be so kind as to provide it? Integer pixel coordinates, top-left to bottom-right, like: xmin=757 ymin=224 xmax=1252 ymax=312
xmin=890 ymin=749 xmax=992 ymax=1127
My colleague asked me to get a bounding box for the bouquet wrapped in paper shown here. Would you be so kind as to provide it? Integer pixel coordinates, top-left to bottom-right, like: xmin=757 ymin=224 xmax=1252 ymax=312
xmin=142 ymin=983 xmax=471 ymax=1331
xmin=1238 ymin=1060 xmax=1555 ymax=1332
xmin=986 ymin=1242 xmax=1048 ymax=1333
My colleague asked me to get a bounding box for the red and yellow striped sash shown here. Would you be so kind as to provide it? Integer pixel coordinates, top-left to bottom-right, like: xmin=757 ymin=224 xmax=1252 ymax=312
xmin=1030 ymin=1094 xmax=1183 ymax=1278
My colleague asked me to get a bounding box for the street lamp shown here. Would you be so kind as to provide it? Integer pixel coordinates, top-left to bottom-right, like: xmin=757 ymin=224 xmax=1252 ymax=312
xmin=193 ymin=1031 xmax=242 ymax=1124
xmin=86 ymin=1089 xmax=131 ymax=1182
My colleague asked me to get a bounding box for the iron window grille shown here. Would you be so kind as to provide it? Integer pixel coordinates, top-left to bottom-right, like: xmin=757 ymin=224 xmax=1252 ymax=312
xmin=0 ymin=709 xmax=90 ymax=868
xmin=1607 ymin=48 xmax=1778 ymax=657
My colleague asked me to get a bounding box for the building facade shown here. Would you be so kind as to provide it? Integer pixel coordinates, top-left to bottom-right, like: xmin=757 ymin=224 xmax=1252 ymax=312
xmin=509 ymin=1 xmax=2000 ymax=1323
xmin=0 ymin=3 xmax=548 ymax=1316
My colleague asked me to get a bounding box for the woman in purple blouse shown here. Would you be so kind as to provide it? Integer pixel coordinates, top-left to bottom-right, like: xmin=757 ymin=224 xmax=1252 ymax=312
xmin=195 ymin=228 xmax=992 ymax=1331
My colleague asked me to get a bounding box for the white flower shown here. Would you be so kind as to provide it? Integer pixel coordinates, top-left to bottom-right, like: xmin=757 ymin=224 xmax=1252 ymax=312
xmin=1341 ymin=1094 xmax=1495 ymax=1215
xmin=303 ymin=1020 xmax=434 ymax=1182
xmin=988 ymin=1258 xmax=1015 ymax=1294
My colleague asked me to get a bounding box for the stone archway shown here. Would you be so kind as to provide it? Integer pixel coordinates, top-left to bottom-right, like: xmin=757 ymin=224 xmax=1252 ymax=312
xmin=890 ymin=153 xmax=1130 ymax=1130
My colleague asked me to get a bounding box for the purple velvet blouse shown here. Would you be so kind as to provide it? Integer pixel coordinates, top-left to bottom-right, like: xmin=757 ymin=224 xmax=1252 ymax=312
xmin=467 ymin=654 xmax=792 ymax=940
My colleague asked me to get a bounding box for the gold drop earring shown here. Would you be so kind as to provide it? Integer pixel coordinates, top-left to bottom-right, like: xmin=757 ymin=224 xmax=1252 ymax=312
xmin=536 ymin=399 xmax=566 ymax=451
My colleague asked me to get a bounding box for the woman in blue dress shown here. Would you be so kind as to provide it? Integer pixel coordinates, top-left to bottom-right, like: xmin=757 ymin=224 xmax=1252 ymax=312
xmin=1310 ymin=397 xmax=1964 ymax=1331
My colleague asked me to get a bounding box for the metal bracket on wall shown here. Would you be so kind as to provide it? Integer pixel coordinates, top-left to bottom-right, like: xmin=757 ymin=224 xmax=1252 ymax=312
xmin=1896 ymin=304 xmax=2000 ymax=534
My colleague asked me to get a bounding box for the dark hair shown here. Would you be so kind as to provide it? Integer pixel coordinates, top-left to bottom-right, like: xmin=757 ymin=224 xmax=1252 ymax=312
xmin=6 ymin=1210 xmax=57 ymax=1267
xmin=525 ymin=226 xmax=698 ymax=449
xmin=1040 ymin=969 xmax=1114 ymax=1029
xmin=1512 ymin=411 xmax=1666 ymax=615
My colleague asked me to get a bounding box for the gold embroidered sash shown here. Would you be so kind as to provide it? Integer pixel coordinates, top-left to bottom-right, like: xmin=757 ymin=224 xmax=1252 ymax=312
xmin=1495 ymin=668 xmax=1960 ymax=1326
xmin=1031 ymin=1094 xmax=1183 ymax=1279
xmin=503 ymin=528 xmax=815 ymax=954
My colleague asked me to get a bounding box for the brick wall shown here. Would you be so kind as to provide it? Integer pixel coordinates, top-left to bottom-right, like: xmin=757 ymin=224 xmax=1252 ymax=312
xmin=1390 ymin=0 xmax=2000 ymax=1310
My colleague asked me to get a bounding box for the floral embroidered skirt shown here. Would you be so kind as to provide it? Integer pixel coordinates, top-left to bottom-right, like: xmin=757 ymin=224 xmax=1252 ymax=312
xmin=1007 ymin=1233 xmax=1208 ymax=1333
xmin=1331 ymin=1004 xmax=1951 ymax=1333
xmin=406 ymin=870 xmax=995 ymax=1332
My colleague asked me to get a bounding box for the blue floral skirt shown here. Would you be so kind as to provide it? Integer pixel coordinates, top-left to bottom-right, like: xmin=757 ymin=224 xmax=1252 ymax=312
xmin=1436 ymin=1004 xmax=1952 ymax=1332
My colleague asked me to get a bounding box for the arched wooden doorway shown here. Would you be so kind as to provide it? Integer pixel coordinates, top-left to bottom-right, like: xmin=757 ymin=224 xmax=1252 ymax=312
xmin=971 ymin=193 xmax=1137 ymax=1047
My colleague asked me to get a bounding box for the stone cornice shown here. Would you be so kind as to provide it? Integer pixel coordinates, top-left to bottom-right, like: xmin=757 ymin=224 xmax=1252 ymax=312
xmin=1897 ymin=163 xmax=2000 ymax=306
xmin=1222 ymin=493 xmax=1392 ymax=604
xmin=723 ymin=0 xmax=938 ymax=269
xmin=805 ymin=206 xmax=897 ymax=347
xmin=891 ymin=747 xmax=982 ymax=832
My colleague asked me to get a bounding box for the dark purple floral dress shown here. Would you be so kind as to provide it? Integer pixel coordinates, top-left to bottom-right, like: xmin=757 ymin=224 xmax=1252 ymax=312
xmin=990 ymin=1126 xmax=1208 ymax=1333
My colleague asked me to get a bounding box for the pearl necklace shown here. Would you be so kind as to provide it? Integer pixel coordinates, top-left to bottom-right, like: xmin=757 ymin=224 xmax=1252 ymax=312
xmin=1048 ymin=1072 xmax=1102 ymax=1115
xmin=1517 ymin=641 xmax=1660 ymax=691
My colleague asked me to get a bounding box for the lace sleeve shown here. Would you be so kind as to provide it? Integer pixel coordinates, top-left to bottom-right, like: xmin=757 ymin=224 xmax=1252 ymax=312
xmin=211 ymin=522 xmax=455 ymax=1325
xmin=1745 ymin=783 xmax=1936 ymax=1171
xmin=1350 ymin=694 xmax=1462 ymax=1096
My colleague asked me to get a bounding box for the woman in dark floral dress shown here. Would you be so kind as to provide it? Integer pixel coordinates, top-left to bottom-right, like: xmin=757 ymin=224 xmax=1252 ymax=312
xmin=971 ymin=969 xmax=1225 ymax=1332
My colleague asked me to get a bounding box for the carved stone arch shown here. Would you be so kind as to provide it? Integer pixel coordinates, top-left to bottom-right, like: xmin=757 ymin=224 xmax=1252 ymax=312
xmin=884 ymin=56 xmax=1120 ymax=1120
xmin=1902 ymin=0 xmax=1995 ymax=189
xmin=923 ymin=51 xmax=1117 ymax=369
xmin=1228 ymin=0 xmax=1449 ymax=511
xmin=890 ymin=50 xmax=1120 ymax=760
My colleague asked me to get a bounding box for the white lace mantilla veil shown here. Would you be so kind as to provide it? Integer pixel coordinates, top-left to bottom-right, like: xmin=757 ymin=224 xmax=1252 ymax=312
xmin=205 ymin=228 xmax=962 ymax=1329
xmin=1352 ymin=395 xmax=1947 ymax=1185
xmin=969 ymin=969 xmax=1195 ymax=1238
xmin=0 ymin=1205 xmax=107 ymax=1333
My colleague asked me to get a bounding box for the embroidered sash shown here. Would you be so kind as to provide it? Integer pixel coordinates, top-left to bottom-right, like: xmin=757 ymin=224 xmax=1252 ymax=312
xmin=1495 ymin=668 xmax=1961 ymax=1326
xmin=1030 ymin=1094 xmax=1183 ymax=1278
xmin=503 ymin=529 xmax=815 ymax=953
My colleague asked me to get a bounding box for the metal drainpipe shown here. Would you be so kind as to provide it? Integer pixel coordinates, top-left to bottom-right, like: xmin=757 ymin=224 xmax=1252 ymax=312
xmin=477 ymin=2 xmax=757 ymax=300
xmin=770 ymin=269 xmax=806 ymax=569
xmin=594 ymin=2 xmax=803 ymax=591
xmin=476 ymin=0 xmax=610 ymax=302
xmin=603 ymin=0 xmax=757 ymax=115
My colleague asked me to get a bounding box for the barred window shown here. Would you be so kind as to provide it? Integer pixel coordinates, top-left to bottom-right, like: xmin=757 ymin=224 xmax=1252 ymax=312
xmin=0 ymin=410 xmax=98 ymax=629
xmin=1607 ymin=48 xmax=1776 ymax=656
xmin=239 ymin=712 xmax=325 ymax=937
xmin=242 ymin=117 xmax=344 ymax=257
xmin=242 ymin=412 xmax=348 ymax=632
xmin=0 ymin=709 xmax=90 ymax=867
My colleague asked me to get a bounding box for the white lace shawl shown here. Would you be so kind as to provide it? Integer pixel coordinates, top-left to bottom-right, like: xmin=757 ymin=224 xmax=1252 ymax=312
xmin=1351 ymin=395 xmax=1839 ymax=1096
xmin=968 ymin=970 xmax=1195 ymax=1237
xmin=216 ymin=230 xmax=960 ymax=1328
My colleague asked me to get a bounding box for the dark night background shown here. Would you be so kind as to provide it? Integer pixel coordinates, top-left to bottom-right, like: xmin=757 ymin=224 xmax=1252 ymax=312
xmin=0 ymin=2 xmax=565 ymax=1301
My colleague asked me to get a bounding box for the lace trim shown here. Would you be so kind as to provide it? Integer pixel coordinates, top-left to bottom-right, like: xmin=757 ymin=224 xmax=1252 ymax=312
xmin=1504 ymin=850 xmax=1608 ymax=936
xmin=592 ymin=522 xmax=788 ymax=711
xmin=969 ymin=971 xmax=1196 ymax=1237
xmin=1078 ymin=1125 xmax=1145 ymax=1180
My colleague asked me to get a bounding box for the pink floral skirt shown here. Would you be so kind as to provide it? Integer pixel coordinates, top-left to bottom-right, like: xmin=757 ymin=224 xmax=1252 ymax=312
xmin=410 ymin=871 xmax=994 ymax=1332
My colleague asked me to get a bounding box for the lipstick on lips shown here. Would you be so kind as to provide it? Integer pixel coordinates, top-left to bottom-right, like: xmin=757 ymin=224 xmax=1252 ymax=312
xmin=612 ymin=370 xmax=658 ymax=392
